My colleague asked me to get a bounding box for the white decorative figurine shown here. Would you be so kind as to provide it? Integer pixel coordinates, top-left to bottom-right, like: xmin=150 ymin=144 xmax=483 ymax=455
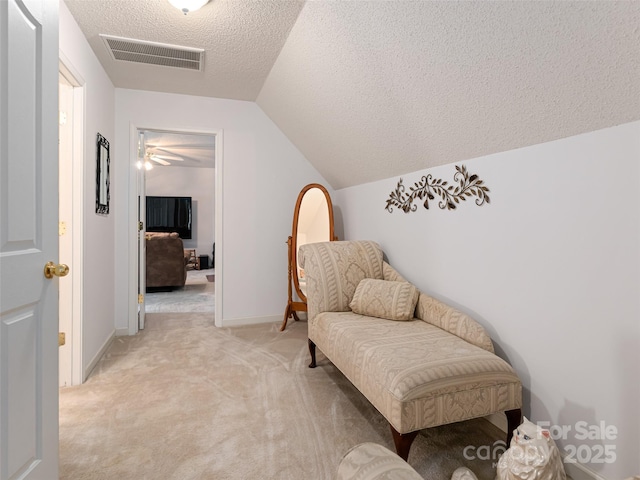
xmin=496 ymin=417 xmax=566 ymax=480
xmin=452 ymin=417 xmax=566 ymax=480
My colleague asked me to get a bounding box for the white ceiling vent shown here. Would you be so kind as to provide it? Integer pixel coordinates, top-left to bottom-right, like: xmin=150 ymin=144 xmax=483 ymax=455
xmin=100 ymin=34 xmax=204 ymax=71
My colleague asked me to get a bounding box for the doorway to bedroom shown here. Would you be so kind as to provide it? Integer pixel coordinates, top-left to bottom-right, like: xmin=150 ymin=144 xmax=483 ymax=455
xmin=136 ymin=129 xmax=216 ymax=326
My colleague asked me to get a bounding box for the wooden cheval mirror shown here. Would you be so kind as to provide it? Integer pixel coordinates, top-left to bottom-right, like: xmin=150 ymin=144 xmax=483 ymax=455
xmin=281 ymin=183 xmax=336 ymax=331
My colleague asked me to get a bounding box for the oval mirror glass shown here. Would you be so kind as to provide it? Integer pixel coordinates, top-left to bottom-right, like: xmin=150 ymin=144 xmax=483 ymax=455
xmin=295 ymin=187 xmax=331 ymax=297
xmin=282 ymin=183 xmax=335 ymax=331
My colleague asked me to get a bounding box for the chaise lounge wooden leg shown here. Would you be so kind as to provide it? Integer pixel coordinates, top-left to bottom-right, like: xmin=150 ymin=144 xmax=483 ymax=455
xmin=505 ymin=408 xmax=522 ymax=446
xmin=390 ymin=425 xmax=419 ymax=461
xmin=308 ymin=339 xmax=317 ymax=368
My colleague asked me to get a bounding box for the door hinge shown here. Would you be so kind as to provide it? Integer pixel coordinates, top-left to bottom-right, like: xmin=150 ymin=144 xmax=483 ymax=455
xmin=59 ymin=221 xmax=67 ymax=236
xmin=58 ymin=332 xmax=66 ymax=346
xmin=138 ymin=293 xmax=144 ymax=304
xmin=138 ymin=221 xmax=144 ymax=231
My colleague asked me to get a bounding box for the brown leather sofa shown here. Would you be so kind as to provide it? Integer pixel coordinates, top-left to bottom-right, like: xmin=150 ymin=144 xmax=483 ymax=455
xmin=146 ymin=232 xmax=187 ymax=291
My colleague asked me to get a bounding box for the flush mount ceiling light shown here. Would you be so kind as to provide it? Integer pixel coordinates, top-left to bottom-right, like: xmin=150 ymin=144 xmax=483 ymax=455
xmin=168 ymin=0 xmax=209 ymax=15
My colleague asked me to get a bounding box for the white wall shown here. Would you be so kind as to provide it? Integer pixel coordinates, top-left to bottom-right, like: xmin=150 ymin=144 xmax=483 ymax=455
xmin=114 ymin=89 xmax=329 ymax=328
xmin=145 ymin=166 xmax=215 ymax=261
xmin=334 ymin=122 xmax=640 ymax=479
xmin=59 ymin=2 xmax=116 ymax=376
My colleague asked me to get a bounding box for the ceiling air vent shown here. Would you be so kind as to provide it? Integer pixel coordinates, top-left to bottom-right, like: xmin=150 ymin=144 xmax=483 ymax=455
xmin=100 ymin=34 xmax=204 ymax=72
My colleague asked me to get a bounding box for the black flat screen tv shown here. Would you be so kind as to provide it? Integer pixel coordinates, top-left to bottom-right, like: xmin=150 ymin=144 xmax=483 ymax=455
xmin=146 ymin=196 xmax=192 ymax=239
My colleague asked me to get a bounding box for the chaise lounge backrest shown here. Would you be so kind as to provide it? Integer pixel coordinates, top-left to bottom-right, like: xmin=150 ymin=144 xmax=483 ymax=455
xmin=300 ymin=240 xmax=384 ymax=322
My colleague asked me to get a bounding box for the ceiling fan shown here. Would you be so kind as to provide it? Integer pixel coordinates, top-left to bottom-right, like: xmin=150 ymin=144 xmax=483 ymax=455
xmin=140 ymin=133 xmax=214 ymax=168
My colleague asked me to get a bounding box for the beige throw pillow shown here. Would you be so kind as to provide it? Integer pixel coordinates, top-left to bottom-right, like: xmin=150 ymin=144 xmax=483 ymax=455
xmin=349 ymin=279 xmax=419 ymax=321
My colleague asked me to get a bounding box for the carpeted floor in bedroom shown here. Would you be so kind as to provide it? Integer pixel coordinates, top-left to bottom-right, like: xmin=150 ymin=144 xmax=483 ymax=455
xmin=144 ymin=268 xmax=214 ymax=313
xmin=59 ymin=312 xmax=510 ymax=480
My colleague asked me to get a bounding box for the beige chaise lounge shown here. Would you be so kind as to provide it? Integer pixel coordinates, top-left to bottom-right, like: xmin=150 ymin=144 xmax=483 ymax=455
xmin=299 ymin=240 xmax=522 ymax=461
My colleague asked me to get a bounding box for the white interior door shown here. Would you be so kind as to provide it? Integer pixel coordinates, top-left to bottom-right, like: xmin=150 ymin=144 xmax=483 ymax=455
xmin=0 ymin=0 xmax=60 ymax=478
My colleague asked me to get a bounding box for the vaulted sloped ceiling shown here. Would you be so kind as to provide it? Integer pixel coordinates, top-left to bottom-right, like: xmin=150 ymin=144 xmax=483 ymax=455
xmin=64 ymin=1 xmax=640 ymax=190
xmin=256 ymin=1 xmax=640 ymax=189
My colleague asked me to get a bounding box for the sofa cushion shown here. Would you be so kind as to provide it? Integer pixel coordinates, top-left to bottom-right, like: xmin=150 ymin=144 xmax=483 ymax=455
xmin=309 ymin=311 xmax=522 ymax=434
xmin=299 ymin=241 xmax=384 ymax=322
xmin=350 ymin=279 xmax=419 ymax=321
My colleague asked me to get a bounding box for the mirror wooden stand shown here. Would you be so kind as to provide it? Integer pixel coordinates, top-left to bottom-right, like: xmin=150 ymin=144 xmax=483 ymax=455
xmin=281 ymin=183 xmax=336 ymax=331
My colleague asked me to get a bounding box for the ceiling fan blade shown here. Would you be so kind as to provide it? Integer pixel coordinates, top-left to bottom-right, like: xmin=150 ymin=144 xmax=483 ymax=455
xmin=153 ymin=149 xmax=208 ymax=163
xmin=151 ymin=154 xmax=184 ymax=162
xmin=149 ymin=157 xmax=170 ymax=166
xmin=146 ymin=143 xmax=214 ymax=150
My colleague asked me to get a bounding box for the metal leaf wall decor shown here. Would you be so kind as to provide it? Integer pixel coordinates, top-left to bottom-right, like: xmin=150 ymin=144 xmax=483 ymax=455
xmin=385 ymin=165 xmax=490 ymax=213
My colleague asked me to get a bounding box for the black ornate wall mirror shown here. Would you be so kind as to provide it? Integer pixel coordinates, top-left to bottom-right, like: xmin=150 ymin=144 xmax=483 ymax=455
xmin=281 ymin=183 xmax=336 ymax=331
xmin=96 ymin=133 xmax=110 ymax=215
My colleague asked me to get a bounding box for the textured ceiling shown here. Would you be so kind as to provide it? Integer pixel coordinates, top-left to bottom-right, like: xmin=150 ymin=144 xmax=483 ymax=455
xmin=63 ymin=0 xmax=304 ymax=101
xmin=256 ymin=1 xmax=640 ymax=189
xmin=64 ymin=1 xmax=640 ymax=189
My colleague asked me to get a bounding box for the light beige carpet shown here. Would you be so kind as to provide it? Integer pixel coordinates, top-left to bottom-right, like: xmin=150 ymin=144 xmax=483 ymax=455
xmin=59 ymin=315 xmax=507 ymax=480
xmin=144 ymin=269 xmax=214 ymax=313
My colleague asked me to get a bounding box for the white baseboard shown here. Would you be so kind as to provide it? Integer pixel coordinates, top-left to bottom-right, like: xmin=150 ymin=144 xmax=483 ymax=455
xmin=483 ymin=414 xmax=607 ymax=480
xmin=115 ymin=327 xmax=130 ymax=336
xmin=562 ymin=461 xmax=607 ymax=480
xmin=83 ymin=330 xmax=115 ymax=382
xmin=221 ymin=314 xmax=281 ymax=328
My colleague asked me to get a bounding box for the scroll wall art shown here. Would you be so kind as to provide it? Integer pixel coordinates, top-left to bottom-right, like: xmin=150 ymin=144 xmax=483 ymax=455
xmin=385 ymin=164 xmax=490 ymax=213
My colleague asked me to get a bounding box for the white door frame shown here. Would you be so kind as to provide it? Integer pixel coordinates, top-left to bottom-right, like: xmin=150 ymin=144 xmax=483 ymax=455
xmin=59 ymin=53 xmax=85 ymax=386
xmin=137 ymin=136 xmax=147 ymax=331
xmin=127 ymin=124 xmax=223 ymax=333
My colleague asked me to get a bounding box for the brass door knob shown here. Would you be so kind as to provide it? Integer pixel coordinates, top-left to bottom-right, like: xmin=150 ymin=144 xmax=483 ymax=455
xmin=44 ymin=261 xmax=69 ymax=279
